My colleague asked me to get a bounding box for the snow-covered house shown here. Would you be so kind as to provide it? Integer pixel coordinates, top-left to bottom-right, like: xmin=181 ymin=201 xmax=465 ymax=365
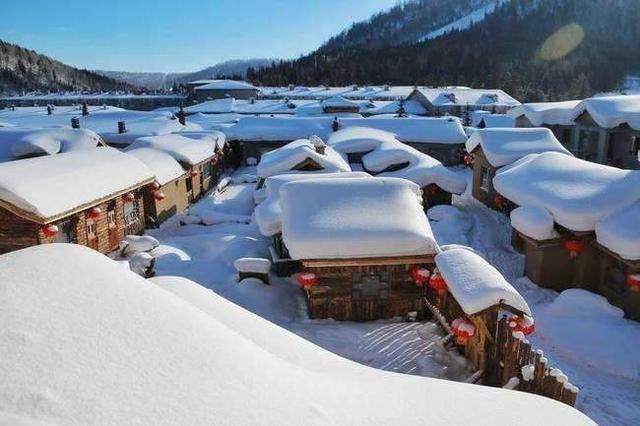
xmin=126 ymin=134 xmax=221 ymax=225
xmin=280 ymin=177 xmax=438 ymax=321
xmin=466 ymin=128 xmax=572 ymax=210
xmin=0 ymin=128 xmax=104 ymax=163
xmin=328 ymin=127 xmax=467 ymax=208
xmin=192 ymin=80 xmax=259 ymax=101
xmin=494 ymin=152 xmax=640 ymax=319
xmin=507 ymin=100 xmax=580 ymax=147
xmin=407 ymin=87 xmax=521 ymax=116
xmin=473 ymin=113 xmax=515 ymax=129
xmin=0 ymin=149 xmax=154 ymax=254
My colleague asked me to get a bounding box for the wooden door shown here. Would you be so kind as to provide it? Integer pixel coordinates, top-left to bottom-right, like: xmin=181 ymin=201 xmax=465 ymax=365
xmin=107 ymin=208 xmax=120 ymax=251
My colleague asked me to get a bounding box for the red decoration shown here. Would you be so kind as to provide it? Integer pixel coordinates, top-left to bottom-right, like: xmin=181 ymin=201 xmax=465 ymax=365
xmin=428 ymin=272 xmax=448 ymax=292
xmin=297 ymin=272 xmax=317 ymax=288
xmin=410 ymin=266 xmax=430 ymax=285
xmin=88 ymin=207 xmax=102 ymax=218
xmin=42 ymin=224 xmax=59 ymax=237
xmin=463 ymin=154 xmax=474 ymax=167
xmin=426 ymin=184 xmax=439 ymax=195
xmin=190 ymin=169 xmax=199 ymax=177
xmin=211 ymin=157 xmax=219 ymax=166
xmin=451 ymin=318 xmax=476 ymax=345
xmin=509 ymin=315 xmax=535 ymax=336
xmin=153 ymin=191 xmax=166 ymax=201
xmin=626 ymin=274 xmax=640 ymax=292
xmin=564 ymin=239 xmax=584 ymax=257
xmin=148 ymin=182 xmax=161 ymax=191
xmin=123 ymin=192 xmax=135 ymax=202
xmin=494 ymin=195 xmax=505 ymax=209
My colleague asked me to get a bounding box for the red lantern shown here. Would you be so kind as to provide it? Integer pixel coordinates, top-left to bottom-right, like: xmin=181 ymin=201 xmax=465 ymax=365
xmin=429 ymin=272 xmax=448 ymax=292
xmin=297 ymin=272 xmax=317 ymax=288
xmin=564 ymin=239 xmax=584 ymax=257
xmin=411 ymin=266 xmax=430 ymax=285
xmin=123 ymin=192 xmax=135 ymax=202
xmin=211 ymin=157 xmax=219 ymax=166
xmin=88 ymin=207 xmax=102 ymax=218
xmin=153 ymin=191 xmax=166 ymax=201
xmin=463 ymin=154 xmax=474 ymax=167
xmin=190 ymin=169 xmax=199 ymax=177
xmin=509 ymin=315 xmax=535 ymax=336
xmin=148 ymin=182 xmax=161 ymax=191
xmin=42 ymin=224 xmax=59 ymax=237
xmin=426 ymin=183 xmax=439 ymax=195
xmin=494 ymin=195 xmax=505 ymax=209
xmin=626 ymin=274 xmax=640 ymax=292
xmin=451 ymin=318 xmax=476 ymax=345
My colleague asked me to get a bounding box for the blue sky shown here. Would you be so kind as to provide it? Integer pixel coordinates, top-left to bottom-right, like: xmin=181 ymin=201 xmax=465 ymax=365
xmin=0 ymin=0 xmax=398 ymax=73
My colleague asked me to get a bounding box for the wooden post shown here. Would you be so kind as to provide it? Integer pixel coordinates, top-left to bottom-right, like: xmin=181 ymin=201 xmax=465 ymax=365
xmin=71 ymin=117 xmax=80 ymax=129
xmin=560 ymin=382 xmax=578 ymax=407
xmin=532 ymin=350 xmax=546 ymax=394
xmin=47 ymin=105 xmax=52 ymax=115
xmin=82 ymin=102 xmax=89 ymax=116
xmin=118 ymin=121 xmax=127 ymax=134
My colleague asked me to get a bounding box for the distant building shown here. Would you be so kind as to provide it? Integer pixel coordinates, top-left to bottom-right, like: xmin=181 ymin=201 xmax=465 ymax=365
xmin=407 ymin=87 xmax=521 ymax=117
xmin=191 ymin=80 xmax=259 ymax=101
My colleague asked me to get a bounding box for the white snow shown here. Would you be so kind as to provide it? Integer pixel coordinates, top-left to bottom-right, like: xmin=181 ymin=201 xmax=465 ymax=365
xmin=473 ymin=113 xmax=515 ymax=128
xmin=507 ymin=100 xmax=582 ymax=126
xmin=233 ymin=257 xmax=271 ymax=274
xmin=435 ymin=247 xmax=531 ymax=316
xmin=466 ymin=128 xmax=572 ymax=167
xmin=280 ymin=177 xmax=438 ymax=259
xmin=494 ymin=152 xmax=640 ymax=232
xmin=411 ymin=87 xmax=520 ymax=108
xmin=127 ymin=133 xmax=215 ymax=167
xmin=571 ymin=94 xmax=640 ymax=130
xmin=421 ymin=0 xmax=511 ymax=41
xmin=193 ymin=79 xmax=258 ymax=92
xmin=510 ymin=205 xmax=559 ymax=241
xmin=340 ymin=117 xmax=468 ymax=145
xmin=595 ymin=201 xmax=640 ymax=260
xmin=121 ymin=234 xmax=160 ymax=254
xmin=125 ymin=147 xmax=185 ymax=186
xmin=0 ymin=128 xmax=102 ymax=163
xmin=0 ymin=148 xmax=153 ymax=221
xmin=224 ymin=116 xmax=333 ymax=141
xmin=256 ymin=138 xmax=350 ymax=179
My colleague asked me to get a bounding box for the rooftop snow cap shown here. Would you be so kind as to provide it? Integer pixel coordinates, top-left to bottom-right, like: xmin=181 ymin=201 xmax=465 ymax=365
xmin=0 ymin=127 xmax=103 ymax=163
xmin=280 ymin=177 xmax=438 ymax=260
xmin=507 ymin=100 xmax=581 ymax=126
xmin=127 ymin=133 xmax=215 ymax=167
xmin=0 ymin=148 xmax=154 ymax=222
xmin=571 ymin=94 xmax=640 ymax=130
xmin=466 ymin=128 xmax=572 ymax=168
xmin=309 ymin=134 xmax=326 ymax=154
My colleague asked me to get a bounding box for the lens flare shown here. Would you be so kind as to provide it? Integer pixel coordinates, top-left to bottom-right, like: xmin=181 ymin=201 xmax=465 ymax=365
xmin=538 ymin=23 xmax=585 ymax=61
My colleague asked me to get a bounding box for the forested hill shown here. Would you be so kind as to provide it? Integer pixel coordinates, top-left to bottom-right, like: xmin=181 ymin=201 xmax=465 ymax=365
xmin=248 ymin=0 xmax=640 ymax=101
xmin=0 ymin=40 xmax=133 ymax=94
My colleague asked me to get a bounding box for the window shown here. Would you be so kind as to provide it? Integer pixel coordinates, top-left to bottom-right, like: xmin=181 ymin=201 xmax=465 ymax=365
xmin=202 ymin=163 xmax=212 ymax=179
xmin=86 ymin=219 xmax=97 ymax=240
xmin=123 ymin=199 xmax=139 ymax=225
xmin=575 ymin=129 xmax=600 ymax=160
xmin=480 ymin=166 xmax=491 ymax=192
xmin=54 ymin=220 xmax=74 ymax=243
xmin=186 ymin=176 xmax=193 ymax=192
xmin=561 ymin=128 xmax=572 ymax=145
xmin=107 ymin=210 xmax=116 ymax=229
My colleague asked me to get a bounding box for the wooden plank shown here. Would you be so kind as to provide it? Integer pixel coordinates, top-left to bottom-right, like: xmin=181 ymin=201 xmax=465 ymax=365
xmin=302 ymin=254 xmax=435 ymax=268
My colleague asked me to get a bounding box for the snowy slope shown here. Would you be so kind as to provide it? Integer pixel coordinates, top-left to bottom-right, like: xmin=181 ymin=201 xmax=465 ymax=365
xmin=420 ymin=0 xmax=511 ymax=41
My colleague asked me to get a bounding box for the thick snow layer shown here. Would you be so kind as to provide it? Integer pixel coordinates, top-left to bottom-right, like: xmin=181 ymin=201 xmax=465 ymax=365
xmin=595 ymin=201 xmax=640 ymax=260
xmin=340 ymin=117 xmax=468 ymax=144
xmin=0 ymin=148 xmax=153 ymax=220
xmin=256 ymin=138 xmax=350 ymax=179
xmin=127 ymin=133 xmax=215 ymax=167
xmin=420 ymin=0 xmax=511 ymax=41
xmin=511 ymin=205 xmax=559 ymax=241
xmin=507 ymin=100 xmax=582 ymax=126
xmin=224 ymin=116 xmax=334 ymax=141
xmin=176 ymin=130 xmax=227 ymax=151
xmin=466 ymin=128 xmax=572 ymax=168
xmin=193 ymin=79 xmax=257 ymax=92
xmin=255 ymin=172 xmax=371 ymax=237
xmin=494 ymin=152 xmax=640 ymax=232
xmin=435 ymin=247 xmax=531 ymax=316
xmin=280 ymin=177 xmax=438 ymax=259
xmin=474 ymin=113 xmax=515 ymax=128
xmin=0 ymin=128 xmax=102 ymax=162
xmin=233 ymin=257 xmax=271 ymax=274
xmin=125 ymin=147 xmax=185 ymax=185
xmin=412 ymin=87 xmax=520 ymax=108
xmin=571 ymin=94 xmax=640 ymax=130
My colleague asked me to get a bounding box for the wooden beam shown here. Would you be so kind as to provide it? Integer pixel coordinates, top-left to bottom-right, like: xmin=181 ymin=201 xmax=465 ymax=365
xmin=302 ymin=254 xmax=435 ymax=268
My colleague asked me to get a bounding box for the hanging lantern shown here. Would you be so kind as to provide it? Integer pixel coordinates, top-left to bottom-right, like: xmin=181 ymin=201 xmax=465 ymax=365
xmin=564 ymin=239 xmax=584 ymax=257
xmin=88 ymin=207 xmax=102 ymax=218
xmin=153 ymin=191 xmax=166 ymax=201
xmin=494 ymin=195 xmax=505 ymax=209
xmin=42 ymin=224 xmax=59 ymax=237
xmin=410 ymin=266 xmax=430 ymax=285
xmin=463 ymin=154 xmax=474 ymax=167
xmin=123 ymin=192 xmax=135 ymax=202
xmin=190 ymin=169 xmax=199 ymax=177
xmin=211 ymin=157 xmax=219 ymax=166
xmin=451 ymin=318 xmax=476 ymax=345
xmin=297 ymin=272 xmax=317 ymax=288
xmin=148 ymin=182 xmax=161 ymax=191
xmin=626 ymin=274 xmax=640 ymax=292
xmin=428 ymin=272 xmax=448 ymax=292
xmin=509 ymin=315 xmax=535 ymax=336
xmin=426 ymin=184 xmax=439 ymax=195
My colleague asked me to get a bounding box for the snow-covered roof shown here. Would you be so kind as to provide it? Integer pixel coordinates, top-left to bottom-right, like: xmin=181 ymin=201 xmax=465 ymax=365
xmin=0 ymin=148 xmax=154 ymax=222
xmin=224 ymin=116 xmax=334 ymax=141
xmin=328 ymin=127 xmax=467 ymax=194
xmin=255 ymin=172 xmax=371 ymax=237
xmin=510 ymin=205 xmax=559 ymax=241
xmin=595 ymin=201 xmax=640 ymax=261
xmin=466 ymin=128 xmax=572 ymax=167
xmin=474 ymin=113 xmax=515 ymax=128
xmin=413 ymin=88 xmax=521 ymax=108
xmin=125 ymin=147 xmax=185 ymax=186
xmin=435 ymin=247 xmax=531 ymax=316
xmin=571 ymin=94 xmax=640 ymax=130
xmin=194 ymin=80 xmax=258 ymax=92
xmin=0 ymin=128 xmax=103 ymax=163
xmin=281 ymin=177 xmax=438 ymax=259
xmin=127 ymin=134 xmax=215 ymax=167
xmin=0 ymin=244 xmax=592 ymax=425
xmin=176 ymin=130 xmax=227 ymax=151
xmin=340 ymin=117 xmax=468 ymax=145
xmin=260 ymin=85 xmax=416 ymax=101
xmin=494 ymin=152 xmax=640 ymax=233
xmin=323 ymin=96 xmax=360 ymax=109
xmin=256 ymin=138 xmax=351 ymax=179
xmin=507 ymin=101 xmax=581 ymax=126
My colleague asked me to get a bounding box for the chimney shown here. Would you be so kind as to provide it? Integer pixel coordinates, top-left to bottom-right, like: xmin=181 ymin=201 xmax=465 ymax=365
xmin=177 ymin=103 xmax=186 ymax=125
xmin=71 ymin=117 xmax=80 ymax=129
xmin=47 ymin=105 xmax=52 ymax=115
xmin=332 ymin=116 xmax=339 ymax=132
xmin=118 ymin=121 xmax=127 ymax=134
xmin=309 ymin=135 xmax=326 ymax=155
xmin=82 ymin=102 xmax=89 ymax=116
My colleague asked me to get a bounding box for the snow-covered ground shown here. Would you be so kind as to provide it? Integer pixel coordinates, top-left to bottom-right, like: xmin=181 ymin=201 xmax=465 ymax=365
xmin=125 ymin=166 xmax=638 ymax=426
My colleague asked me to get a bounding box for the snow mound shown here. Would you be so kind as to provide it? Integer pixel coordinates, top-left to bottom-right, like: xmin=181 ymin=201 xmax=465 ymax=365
xmin=127 ymin=133 xmax=215 ymax=167
xmin=233 ymin=257 xmax=271 ymax=274
xmin=595 ymin=201 xmax=640 ymax=260
xmin=122 ymin=235 xmax=159 ymax=254
xmin=436 ymin=247 xmax=531 ymax=316
xmin=571 ymin=94 xmax=640 ymax=130
xmin=340 ymin=117 xmax=468 ymax=145
xmin=507 ymin=100 xmax=581 ymax=126
xmin=511 ymin=205 xmax=559 ymax=241
xmin=125 ymin=147 xmax=185 ymax=185
xmin=0 ymin=128 xmax=102 ymax=163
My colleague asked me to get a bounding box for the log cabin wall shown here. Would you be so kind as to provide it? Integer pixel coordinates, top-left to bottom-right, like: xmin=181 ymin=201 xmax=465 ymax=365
xmin=471 ymin=149 xmax=500 ymax=209
xmin=0 ymin=206 xmax=39 ymax=254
